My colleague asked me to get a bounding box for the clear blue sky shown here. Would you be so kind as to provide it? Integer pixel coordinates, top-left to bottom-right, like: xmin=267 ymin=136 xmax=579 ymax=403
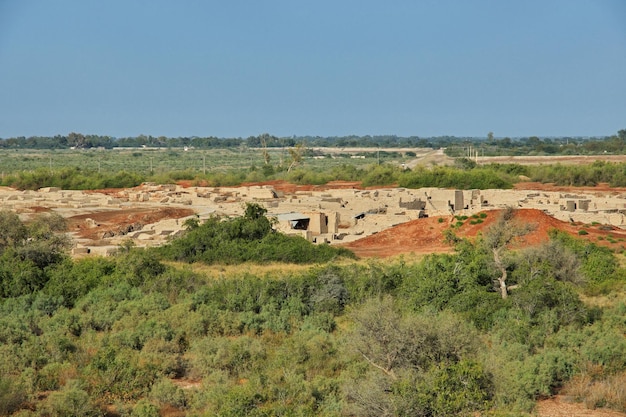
xmin=0 ymin=1 xmax=624 ymax=139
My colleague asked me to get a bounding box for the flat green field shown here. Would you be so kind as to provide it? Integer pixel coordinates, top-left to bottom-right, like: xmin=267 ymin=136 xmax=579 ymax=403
xmin=0 ymin=147 xmax=414 ymax=176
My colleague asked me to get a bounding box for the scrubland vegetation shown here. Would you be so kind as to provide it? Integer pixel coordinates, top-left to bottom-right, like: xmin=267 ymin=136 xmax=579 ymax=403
xmin=1 ymin=202 xmax=626 ymax=416
xmin=2 ymin=133 xmax=626 ymax=415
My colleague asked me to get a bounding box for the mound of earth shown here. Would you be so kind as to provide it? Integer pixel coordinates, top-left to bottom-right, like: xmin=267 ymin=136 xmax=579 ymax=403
xmin=343 ymin=208 xmax=626 ymax=258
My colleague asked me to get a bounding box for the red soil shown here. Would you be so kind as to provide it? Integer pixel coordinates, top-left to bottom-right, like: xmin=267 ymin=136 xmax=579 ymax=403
xmin=343 ymin=208 xmax=626 ymax=258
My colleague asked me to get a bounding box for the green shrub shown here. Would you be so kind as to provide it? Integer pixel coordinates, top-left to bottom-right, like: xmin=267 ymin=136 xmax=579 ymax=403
xmin=360 ymin=164 xmax=399 ymax=187
xmin=149 ymin=379 xmax=187 ymax=409
xmin=88 ymin=346 xmax=159 ymax=401
xmin=130 ymin=399 xmax=160 ymax=417
xmin=44 ymin=257 xmax=116 ymax=308
xmin=159 ymin=203 xmax=355 ymax=264
xmin=426 ymin=360 xmax=494 ymax=416
xmin=398 ymin=166 xmax=513 ymax=189
xmin=189 ymin=336 xmax=266 ymax=379
xmin=1 ymin=167 xmax=146 ymax=190
xmin=310 ymin=270 xmax=349 ymax=315
xmin=549 ymin=229 xmax=622 ymax=288
xmin=0 ymin=375 xmax=27 ymax=415
xmin=42 ymin=380 xmax=102 ymax=417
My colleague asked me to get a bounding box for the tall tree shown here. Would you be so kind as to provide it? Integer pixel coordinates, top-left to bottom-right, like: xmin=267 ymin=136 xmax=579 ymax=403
xmin=481 ymin=208 xmax=534 ymax=299
xmin=287 ymin=142 xmax=305 ymax=172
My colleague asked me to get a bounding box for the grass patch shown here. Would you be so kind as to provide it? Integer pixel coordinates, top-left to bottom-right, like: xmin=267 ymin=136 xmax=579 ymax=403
xmin=166 ymin=261 xmax=317 ymax=280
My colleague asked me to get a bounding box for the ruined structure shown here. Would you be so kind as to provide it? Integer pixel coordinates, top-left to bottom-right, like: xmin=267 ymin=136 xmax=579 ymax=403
xmin=3 ymin=182 xmax=626 ymax=257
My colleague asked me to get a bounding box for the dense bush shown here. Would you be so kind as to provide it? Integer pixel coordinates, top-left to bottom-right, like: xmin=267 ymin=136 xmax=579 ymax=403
xmin=0 ymin=167 xmax=146 ymax=190
xmin=398 ymin=166 xmax=514 ymax=189
xmin=0 ymin=211 xmax=71 ymax=298
xmin=344 ymin=297 xmax=492 ymax=416
xmin=548 ymin=229 xmax=624 ymax=293
xmin=360 ymin=163 xmax=400 ymax=187
xmin=527 ymin=161 xmax=618 ymax=186
xmin=159 ymin=203 xmax=355 ymax=264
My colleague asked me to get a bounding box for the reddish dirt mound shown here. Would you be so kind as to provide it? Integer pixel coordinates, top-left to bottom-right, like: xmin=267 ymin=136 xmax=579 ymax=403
xmin=457 ymin=208 xmax=582 ymax=246
xmin=343 ymin=209 xmax=626 ymax=258
xmin=68 ymin=207 xmax=195 ymax=240
xmin=343 ymin=216 xmax=454 ymax=257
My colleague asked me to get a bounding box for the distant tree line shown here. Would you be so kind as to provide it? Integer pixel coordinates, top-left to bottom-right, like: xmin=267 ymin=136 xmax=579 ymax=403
xmin=445 ymin=129 xmax=626 ymax=157
xmin=0 ymin=132 xmax=455 ymax=150
xmin=1 ymin=130 xmax=623 ymax=153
